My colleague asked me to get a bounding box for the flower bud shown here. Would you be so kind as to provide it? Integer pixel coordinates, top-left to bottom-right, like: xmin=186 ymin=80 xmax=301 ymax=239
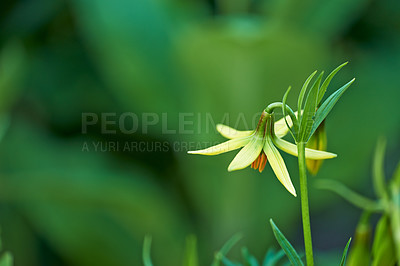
xmin=306 ymin=120 xmax=327 ymax=175
xmin=347 ymin=212 xmax=372 ymax=266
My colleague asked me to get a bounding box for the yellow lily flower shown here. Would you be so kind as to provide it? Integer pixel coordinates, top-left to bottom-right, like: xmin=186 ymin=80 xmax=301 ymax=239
xmin=188 ymin=111 xmax=337 ymax=197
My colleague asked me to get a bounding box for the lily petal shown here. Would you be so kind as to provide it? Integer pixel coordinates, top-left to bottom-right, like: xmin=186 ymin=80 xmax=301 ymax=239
xmin=216 ymin=124 xmax=253 ymax=139
xmin=272 ymin=135 xmax=337 ymax=160
xmin=188 ymin=136 xmax=251 ymax=155
xmin=228 ymin=135 xmax=264 ymax=171
xmin=264 ymin=137 xmax=297 ymax=197
xmin=274 ymin=111 xmax=298 ymax=138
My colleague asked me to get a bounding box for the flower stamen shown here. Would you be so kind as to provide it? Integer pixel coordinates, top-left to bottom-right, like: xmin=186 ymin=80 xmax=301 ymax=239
xmin=251 ymin=152 xmax=268 ymax=173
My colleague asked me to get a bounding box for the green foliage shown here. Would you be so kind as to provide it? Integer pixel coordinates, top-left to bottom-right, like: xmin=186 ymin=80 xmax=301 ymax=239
xmin=317 ymin=139 xmax=400 ymax=265
xmin=269 ymin=220 xmax=303 ymax=266
xmin=183 ymin=235 xmax=199 ymax=266
xmin=339 ymin=238 xmax=352 ymax=266
xmin=347 ymin=213 xmax=371 ymax=266
xmin=143 ymin=235 xmax=153 ymax=266
xmin=0 ymin=0 xmax=400 ymax=265
xmin=212 ymin=233 xmax=243 ymax=266
xmin=0 ymin=232 xmax=13 ymax=266
xmin=281 ymin=63 xmax=354 ymax=143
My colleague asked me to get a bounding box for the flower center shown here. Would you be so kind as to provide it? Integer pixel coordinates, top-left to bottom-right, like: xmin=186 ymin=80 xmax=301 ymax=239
xmin=251 ymin=152 xmax=267 ymax=173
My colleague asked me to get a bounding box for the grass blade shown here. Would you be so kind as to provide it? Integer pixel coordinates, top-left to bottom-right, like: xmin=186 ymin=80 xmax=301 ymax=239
xmin=340 ymin=238 xmax=352 ymax=266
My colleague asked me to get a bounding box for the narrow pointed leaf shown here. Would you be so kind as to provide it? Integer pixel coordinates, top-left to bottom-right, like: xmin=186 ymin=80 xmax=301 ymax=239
xmin=282 ymin=86 xmax=296 ymax=141
xmin=188 ymin=137 xmax=251 ymax=155
xmin=212 ymin=233 xmax=243 ymax=266
xmin=298 ymin=70 xmax=317 ymax=117
xmin=264 ymin=137 xmax=296 ymax=196
xmin=228 ymin=135 xmax=264 ymax=171
xmin=310 ymin=78 xmax=355 ymax=137
xmin=263 ymin=249 xmax=285 ymax=266
xmin=299 ymin=72 xmax=323 ymax=142
xmin=373 ymin=138 xmax=387 ymax=199
xmin=317 ymin=62 xmax=348 ymax=104
xmin=340 ymin=238 xmax=352 ymax=266
xmin=241 ymin=247 xmax=259 ymax=266
xmin=269 ymin=219 xmax=304 ymax=266
xmin=143 ymin=235 xmax=153 ymax=266
xmin=273 ymin=135 xmax=337 ymax=160
xmin=216 ymin=124 xmax=253 ymax=139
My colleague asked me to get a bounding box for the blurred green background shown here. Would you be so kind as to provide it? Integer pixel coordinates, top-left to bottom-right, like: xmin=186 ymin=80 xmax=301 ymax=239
xmin=0 ymin=0 xmax=399 ymax=265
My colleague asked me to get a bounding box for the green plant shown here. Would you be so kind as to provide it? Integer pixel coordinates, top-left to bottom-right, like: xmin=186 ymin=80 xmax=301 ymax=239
xmin=316 ymin=139 xmax=400 ymax=265
xmin=188 ymin=63 xmax=355 ymax=265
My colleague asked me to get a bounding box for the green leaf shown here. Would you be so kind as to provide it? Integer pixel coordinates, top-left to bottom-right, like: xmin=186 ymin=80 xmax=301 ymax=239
xmin=372 ymin=216 xmax=396 ymax=266
xmin=389 ymin=183 xmax=400 ymax=263
xmin=340 ymin=238 xmax=352 ymax=266
xmin=0 ymin=252 xmax=13 ymax=266
xmin=391 ymin=162 xmax=400 ymax=188
xmin=269 ymin=219 xmax=304 ymax=266
xmin=314 ymin=179 xmax=384 ymax=212
xmin=373 ymin=138 xmax=387 ymax=199
xmin=143 ymin=235 xmax=153 ymax=266
xmin=317 ymin=62 xmax=348 ymax=105
xmin=183 ymin=235 xmax=199 ymax=266
xmin=282 ymin=86 xmax=297 ymax=141
xmin=263 ymin=248 xmax=285 ymax=266
xmin=298 ymin=70 xmax=317 ymax=117
xmin=299 ymin=72 xmax=323 ymax=142
xmin=212 ymin=233 xmax=243 ymax=266
xmin=241 ymin=247 xmax=259 ymax=266
xmin=309 ymin=78 xmax=355 ymax=138
xmin=346 ymin=212 xmax=372 ymax=266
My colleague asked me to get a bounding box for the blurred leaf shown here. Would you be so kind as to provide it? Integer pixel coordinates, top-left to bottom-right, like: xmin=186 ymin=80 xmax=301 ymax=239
xmin=212 ymin=233 xmax=243 ymax=266
xmin=263 ymin=248 xmax=285 ymax=266
xmin=372 ymin=216 xmax=396 ymax=266
xmin=143 ymin=235 xmax=153 ymax=266
xmin=373 ymin=138 xmax=387 ymax=199
xmin=315 ymin=179 xmax=383 ymax=212
xmin=0 ymin=252 xmax=13 ymax=266
xmin=241 ymin=247 xmax=259 ymax=266
xmin=0 ymin=40 xmax=25 ymax=112
xmin=269 ymin=219 xmax=303 ymax=266
xmin=183 ymin=235 xmax=198 ymax=266
xmin=389 ymin=180 xmax=400 ymax=263
xmin=347 ymin=212 xmax=371 ymax=266
xmin=0 ymin=120 xmax=188 ymax=266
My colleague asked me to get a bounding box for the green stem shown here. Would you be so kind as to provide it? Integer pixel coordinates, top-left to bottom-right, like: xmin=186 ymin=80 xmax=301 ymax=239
xmin=298 ymin=141 xmax=314 ymax=266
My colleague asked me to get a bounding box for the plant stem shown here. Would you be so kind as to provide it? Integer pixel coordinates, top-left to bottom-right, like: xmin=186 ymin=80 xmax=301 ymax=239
xmin=298 ymin=141 xmax=314 ymax=266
